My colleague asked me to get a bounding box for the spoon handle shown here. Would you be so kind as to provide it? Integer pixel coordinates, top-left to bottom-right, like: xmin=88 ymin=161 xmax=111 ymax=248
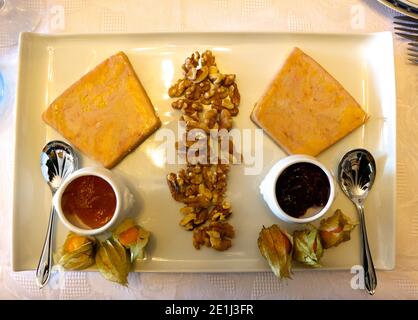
xmin=356 ymin=204 xmax=377 ymax=295
xmin=36 ymin=206 xmax=56 ymax=288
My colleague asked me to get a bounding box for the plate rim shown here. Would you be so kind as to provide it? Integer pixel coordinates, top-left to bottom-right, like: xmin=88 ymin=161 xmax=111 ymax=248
xmin=377 ymin=0 xmax=418 ymax=18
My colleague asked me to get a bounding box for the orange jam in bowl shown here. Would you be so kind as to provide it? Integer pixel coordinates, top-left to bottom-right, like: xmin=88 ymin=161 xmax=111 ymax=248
xmin=61 ymin=175 xmax=117 ymax=229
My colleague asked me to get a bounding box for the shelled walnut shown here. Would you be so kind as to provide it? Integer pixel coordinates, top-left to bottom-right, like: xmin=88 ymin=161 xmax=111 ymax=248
xmin=166 ymin=50 xmax=240 ymax=251
xmin=193 ymin=222 xmax=235 ymax=251
xmin=166 ymin=164 xmax=229 ymax=212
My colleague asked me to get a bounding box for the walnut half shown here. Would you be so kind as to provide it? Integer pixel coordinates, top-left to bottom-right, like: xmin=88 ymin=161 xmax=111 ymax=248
xmin=193 ymin=222 xmax=235 ymax=251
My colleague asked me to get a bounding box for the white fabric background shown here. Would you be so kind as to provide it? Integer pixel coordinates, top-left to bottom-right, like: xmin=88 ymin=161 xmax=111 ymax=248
xmin=0 ymin=0 xmax=417 ymax=299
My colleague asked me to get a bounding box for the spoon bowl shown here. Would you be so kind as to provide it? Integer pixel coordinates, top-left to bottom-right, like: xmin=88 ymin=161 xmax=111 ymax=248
xmin=41 ymin=141 xmax=78 ymax=191
xmin=338 ymin=149 xmax=376 ymax=202
xmin=337 ymin=148 xmax=377 ymax=295
xmin=37 ymin=140 xmax=78 ymax=288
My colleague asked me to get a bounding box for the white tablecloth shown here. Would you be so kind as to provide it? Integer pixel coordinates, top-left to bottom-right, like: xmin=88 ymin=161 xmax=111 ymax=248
xmin=1 ymin=0 xmax=417 ymax=299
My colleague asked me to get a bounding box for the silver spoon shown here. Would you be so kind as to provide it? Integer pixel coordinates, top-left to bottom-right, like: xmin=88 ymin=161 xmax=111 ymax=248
xmin=37 ymin=140 xmax=78 ymax=288
xmin=338 ymin=148 xmax=377 ymax=295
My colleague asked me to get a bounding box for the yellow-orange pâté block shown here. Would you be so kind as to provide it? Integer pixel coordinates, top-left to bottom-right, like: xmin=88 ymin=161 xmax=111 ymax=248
xmin=42 ymin=51 xmax=161 ymax=168
xmin=251 ymin=47 xmax=368 ymax=156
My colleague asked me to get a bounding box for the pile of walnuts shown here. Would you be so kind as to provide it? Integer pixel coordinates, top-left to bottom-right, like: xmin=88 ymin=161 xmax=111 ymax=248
xmin=166 ymin=50 xmax=240 ymax=251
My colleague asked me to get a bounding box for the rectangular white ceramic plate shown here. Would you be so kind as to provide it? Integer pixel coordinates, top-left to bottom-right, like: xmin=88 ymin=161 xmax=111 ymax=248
xmin=13 ymin=32 xmax=396 ymax=272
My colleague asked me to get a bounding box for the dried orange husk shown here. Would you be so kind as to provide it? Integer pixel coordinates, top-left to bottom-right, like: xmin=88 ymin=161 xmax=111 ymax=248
xmin=257 ymin=224 xmax=293 ymax=279
xmin=293 ymin=226 xmax=323 ymax=268
xmin=95 ymin=239 xmax=130 ymax=285
xmin=319 ymin=209 xmax=357 ymax=249
xmin=58 ymin=232 xmax=95 ymax=270
xmin=112 ymin=218 xmax=150 ymax=262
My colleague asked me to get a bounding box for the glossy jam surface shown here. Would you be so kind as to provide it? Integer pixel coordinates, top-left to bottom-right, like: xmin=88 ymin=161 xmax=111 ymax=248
xmin=62 ymin=175 xmax=116 ymax=229
xmin=275 ymin=162 xmax=330 ymax=218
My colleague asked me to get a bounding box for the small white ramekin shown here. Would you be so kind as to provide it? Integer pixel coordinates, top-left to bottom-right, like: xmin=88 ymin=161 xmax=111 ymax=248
xmin=259 ymin=155 xmax=335 ymax=224
xmin=53 ymin=167 xmax=134 ymax=235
